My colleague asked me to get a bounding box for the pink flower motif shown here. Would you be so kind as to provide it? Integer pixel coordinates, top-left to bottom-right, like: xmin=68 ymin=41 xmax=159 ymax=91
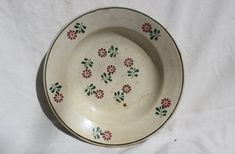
xmin=82 ymin=69 xmax=92 ymax=78
xmin=98 ymin=48 xmax=107 ymax=58
xmin=142 ymin=23 xmax=152 ymax=33
xmin=95 ymin=89 xmax=104 ymax=99
xmin=107 ymin=65 xmax=116 ymax=74
xmin=161 ymin=98 xmax=171 ymax=108
xmin=54 ymin=93 xmax=64 ymax=103
xmin=124 ymin=58 xmax=134 ymax=67
xmin=101 ymin=131 xmax=112 ymax=141
xmin=67 ymin=30 xmax=77 ymax=40
xmin=122 ymin=84 xmax=132 ymax=93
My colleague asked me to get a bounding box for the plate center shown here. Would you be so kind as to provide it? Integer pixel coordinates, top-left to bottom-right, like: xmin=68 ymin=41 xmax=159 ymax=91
xmin=66 ymin=29 xmax=162 ymax=125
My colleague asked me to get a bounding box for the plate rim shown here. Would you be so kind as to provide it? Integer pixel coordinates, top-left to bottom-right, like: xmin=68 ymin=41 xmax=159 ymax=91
xmin=42 ymin=7 xmax=184 ymax=147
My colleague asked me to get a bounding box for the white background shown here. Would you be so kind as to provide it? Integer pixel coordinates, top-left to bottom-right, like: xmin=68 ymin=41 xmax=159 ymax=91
xmin=1 ymin=0 xmax=235 ymax=153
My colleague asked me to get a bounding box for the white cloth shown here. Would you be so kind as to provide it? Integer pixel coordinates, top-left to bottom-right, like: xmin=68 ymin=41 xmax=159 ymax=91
xmin=1 ymin=0 xmax=235 ymax=153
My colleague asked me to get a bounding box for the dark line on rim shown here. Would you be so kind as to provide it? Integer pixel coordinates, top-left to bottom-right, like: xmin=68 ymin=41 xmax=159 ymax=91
xmin=43 ymin=7 xmax=184 ymax=147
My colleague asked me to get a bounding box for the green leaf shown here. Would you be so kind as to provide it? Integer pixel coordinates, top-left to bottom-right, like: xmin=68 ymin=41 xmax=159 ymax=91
xmin=97 ymin=127 xmax=100 ymax=131
xmin=116 ymin=99 xmax=120 ymax=102
xmin=108 ymin=78 xmax=112 ymax=81
xmin=162 ymin=113 xmax=166 ymax=116
xmin=81 ymin=61 xmax=86 ymax=64
xmin=51 ymin=89 xmax=55 ymax=93
xmin=120 ymin=97 xmax=124 ymax=101
xmin=156 ymin=112 xmax=159 ymax=115
xmin=75 ymin=30 xmax=78 ymax=33
xmin=85 ymin=89 xmax=88 ymax=92
xmin=104 ymin=80 xmax=108 ymax=84
xmin=55 ymin=82 xmax=59 ymax=85
xmin=162 ymin=110 xmax=167 ymax=113
xmin=154 ymin=28 xmax=157 ymax=33
xmin=49 ymin=87 xmax=52 ymax=90
xmin=97 ymin=135 xmax=100 ymax=139
xmin=83 ymin=25 xmax=86 ymax=29
xmin=81 ymin=29 xmax=85 ymax=33
xmin=84 ymin=58 xmax=88 ymax=61
xmin=90 ymin=84 xmax=93 ymax=87
xmin=91 ymin=86 xmax=96 ymax=89
xmin=76 ymin=23 xmax=80 ymax=25
xmin=134 ymin=74 xmax=138 ymax=77
xmin=135 ymin=69 xmax=139 ymax=72
xmin=87 ymin=91 xmax=90 ymax=96
xmin=115 ymin=47 xmax=118 ymax=51
xmin=111 ymin=46 xmax=114 ymax=50
xmin=156 ymin=107 xmax=160 ymax=112
xmin=89 ymin=63 xmax=92 ymax=67
xmin=155 ymin=37 xmax=158 ymax=40
xmin=74 ymin=25 xmax=79 ymax=28
xmin=57 ymin=85 xmax=62 ymax=89
xmin=150 ymin=36 xmax=154 ymax=40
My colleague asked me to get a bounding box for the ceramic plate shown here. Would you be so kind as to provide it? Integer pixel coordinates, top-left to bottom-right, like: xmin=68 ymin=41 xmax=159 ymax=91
xmin=43 ymin=7 xmax=183 ymax=146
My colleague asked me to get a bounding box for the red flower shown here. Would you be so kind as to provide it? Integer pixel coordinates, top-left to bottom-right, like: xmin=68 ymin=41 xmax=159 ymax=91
xmin=122 ymin=84 xmax=131 ymax=93
xmin=82 ymin=69 xmax=92 ymax=78
xmin=161 ymin=98 xmax=171 ymax=108
xmin=124 ymin=58 xmax=134 ymax=67
xmin=101 ymin=131 xmax=112 ymax=141
xmin=67 ymin=30 xmax=77 ymax=40
xmin=98 ymin=48 xmax=107 ymax=58
xmin=107 ymin=65 xmax=116 ymax=74
xmin=95 ymin=89 xmax=104 ymax=99
xmin=142 ymin=23 xmax=152 ymax=33
xmin=54 ymin=93 xmax=64 ymax=103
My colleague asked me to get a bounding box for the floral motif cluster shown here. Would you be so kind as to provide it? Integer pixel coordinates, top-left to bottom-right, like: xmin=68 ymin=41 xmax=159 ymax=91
xmin=98 ymin=46 xmax=119 ymax=58
xmin=101 ymin=65 xmax=116 ymax=84
xmin=67 ymin=22 xmax=87 ymax=40
xmin=81 ymin=58 xmax=93 ymax=78
xmin=97 ymin=45 xmax=119 ymax=84
xmin=123 ymin=58 xmax=140 ymax=78
xmin=155 ymin=98 xmax=171 ymax=117
xmin=113 ymin=84 xmax=132 ymax=107
xmin=142 ymin=23 xmax=161 ymax=41
xmin=84 ymin=84 xmax=104 ymax=100
xmin=49 ymin=82 xmax=64 ymax=103
xmin=81 ymin=47 xmax=140 ymax=105
xmin=92 ymin=127 xmax=112 ymax=141
xmin=81 ymin=58 xmax=105 ymax=99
